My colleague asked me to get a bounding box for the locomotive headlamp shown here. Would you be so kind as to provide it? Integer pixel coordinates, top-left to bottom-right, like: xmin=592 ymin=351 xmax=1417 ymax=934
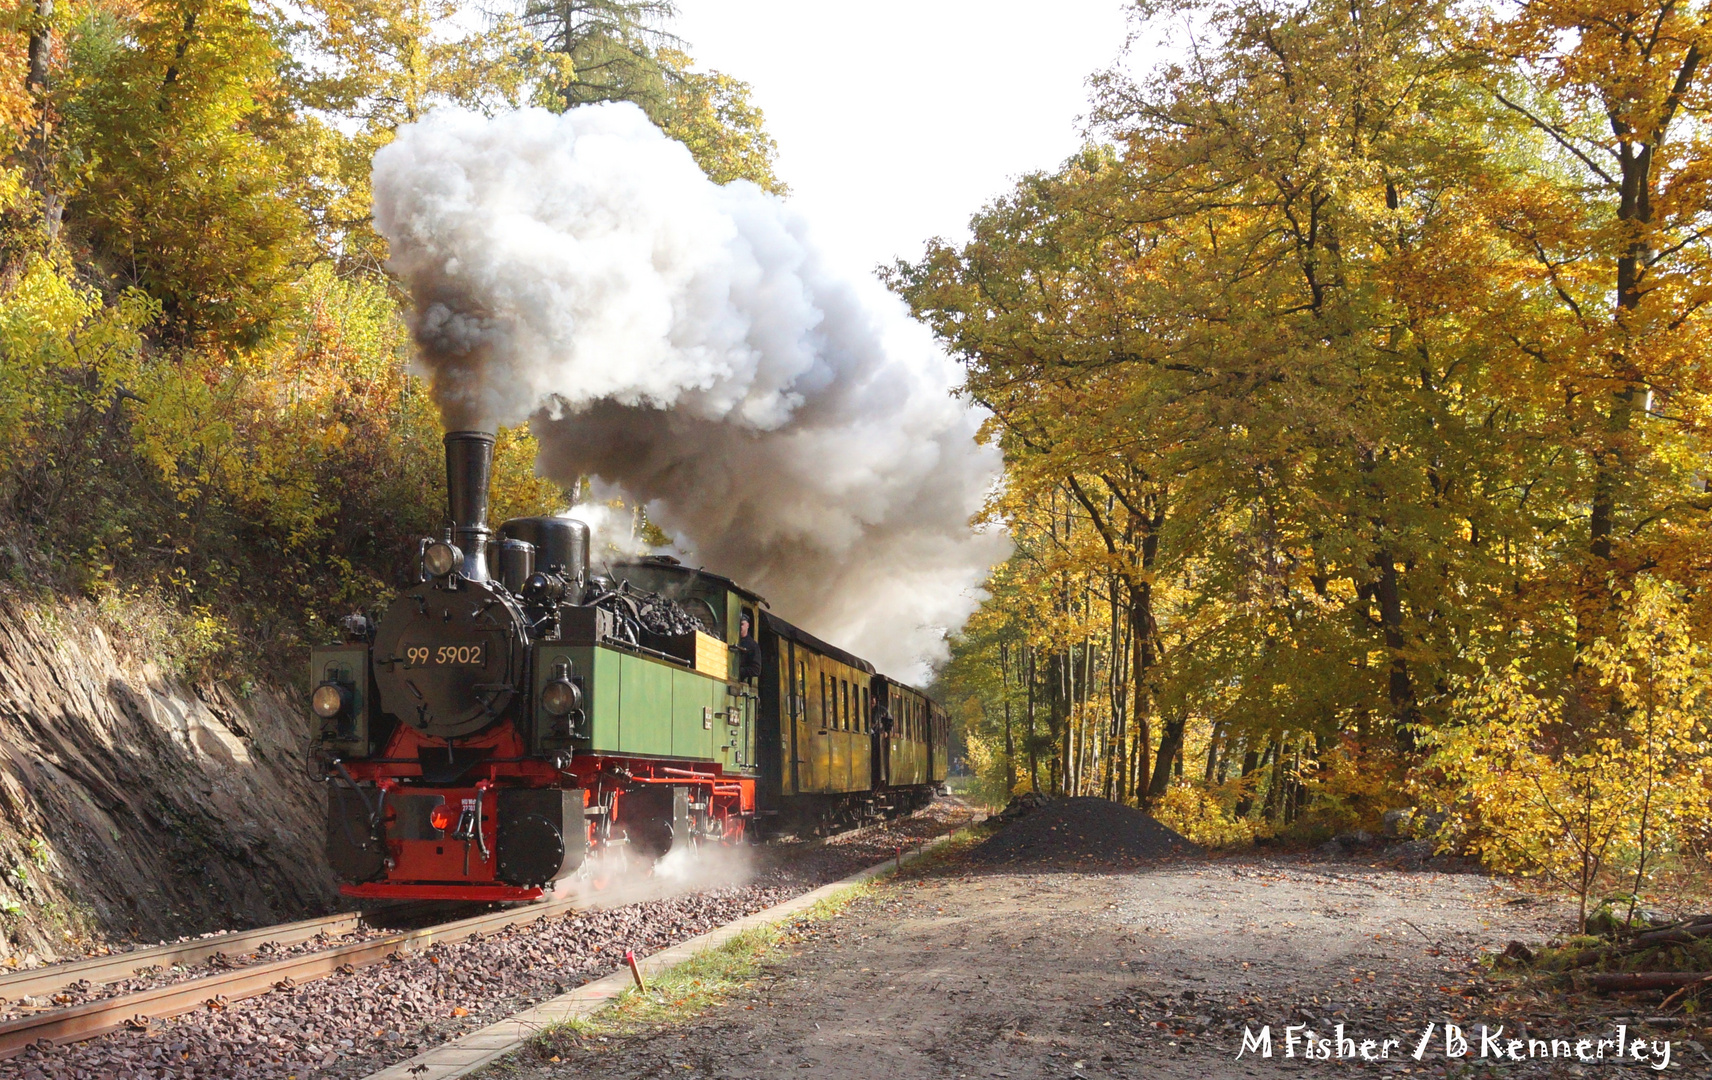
xmin=423 ymin=540 xmax=462 ymax=578
xmin=541 ymin=660 xmax=583 ymax=718
xmin=312 ymin=682 xmax=351 ymax=719
xmin=541 ymin=675 xmax=583 ymax=717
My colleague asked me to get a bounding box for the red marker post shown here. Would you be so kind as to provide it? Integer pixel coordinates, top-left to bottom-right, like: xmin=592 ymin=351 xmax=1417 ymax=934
xmin=625 ymin=949 xmax=646 ymax=991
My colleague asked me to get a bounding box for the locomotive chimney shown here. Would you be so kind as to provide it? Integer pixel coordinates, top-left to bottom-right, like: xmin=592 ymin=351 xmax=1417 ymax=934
xmin=444 ymin=430 xmax=495 ymax=581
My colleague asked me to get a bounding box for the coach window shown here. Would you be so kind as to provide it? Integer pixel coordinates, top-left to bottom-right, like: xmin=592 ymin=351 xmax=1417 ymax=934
xmin=841 ymin=680 xmax=850 ymax=730
xmin=819 ymin=672 xmax=829 ymax=733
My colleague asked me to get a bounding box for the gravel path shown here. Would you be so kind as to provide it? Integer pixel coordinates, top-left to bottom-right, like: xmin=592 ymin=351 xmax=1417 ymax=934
xmin=0 ymin=801 xmax=975 ymax=1080
xmin=482 ymin=821 xmax=1712 ymax=1080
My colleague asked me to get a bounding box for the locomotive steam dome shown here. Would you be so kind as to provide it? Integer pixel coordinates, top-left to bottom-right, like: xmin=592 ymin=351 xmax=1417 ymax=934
xmin=372 ymin=578 xmax=529 ymax=738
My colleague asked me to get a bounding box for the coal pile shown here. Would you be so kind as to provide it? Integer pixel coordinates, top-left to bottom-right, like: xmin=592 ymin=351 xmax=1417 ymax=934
xmin=968 ymin=796 xmax=1199 ymax=868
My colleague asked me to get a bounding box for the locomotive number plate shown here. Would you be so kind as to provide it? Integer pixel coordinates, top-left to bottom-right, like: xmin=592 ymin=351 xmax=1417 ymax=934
xmin=403 ymin=642 xmax=486 ymax=667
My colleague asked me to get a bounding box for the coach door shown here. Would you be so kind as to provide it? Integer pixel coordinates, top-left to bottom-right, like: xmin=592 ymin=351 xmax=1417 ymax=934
xmin=785 ymin=642 xmax=804 ymax=796
xmin=873 ymin=687 xmax=888 ymax=787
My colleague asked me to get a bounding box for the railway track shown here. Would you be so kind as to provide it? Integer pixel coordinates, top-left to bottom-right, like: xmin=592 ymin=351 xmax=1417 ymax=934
xmin=0 ymin=903 xmax=448 ymax=1006
xmin=0 ymin=898 xmax=582 ymax=1059
xmin=0 ymin=806 xmax=954 ymax=1065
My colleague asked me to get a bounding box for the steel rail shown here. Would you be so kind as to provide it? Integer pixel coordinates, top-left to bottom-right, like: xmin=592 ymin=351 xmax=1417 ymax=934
xmin=0 ymin=912 xmax=372 ymax=1004
xmin=0 ymin=901 xmax=452 ymax=1005
xmin=0 ymin=897 xmax=584 ymax=1059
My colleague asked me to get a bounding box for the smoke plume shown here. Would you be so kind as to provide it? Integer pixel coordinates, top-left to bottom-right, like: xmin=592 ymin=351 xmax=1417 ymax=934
xmin=371 ymin=104 xmax=1007 ymax=679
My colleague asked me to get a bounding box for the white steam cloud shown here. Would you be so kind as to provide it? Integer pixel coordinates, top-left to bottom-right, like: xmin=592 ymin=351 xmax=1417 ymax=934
xmin=372 ymin=104 xmax=1007 ymax=679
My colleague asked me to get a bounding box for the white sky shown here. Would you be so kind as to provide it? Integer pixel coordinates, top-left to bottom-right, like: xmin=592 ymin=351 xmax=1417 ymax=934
xmin=673 ymin=1 xmax=1140 ymax=278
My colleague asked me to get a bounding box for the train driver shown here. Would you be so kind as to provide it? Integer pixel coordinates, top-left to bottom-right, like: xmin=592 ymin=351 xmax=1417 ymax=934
xmin=737 ymin=611 xmax=763 ymax=682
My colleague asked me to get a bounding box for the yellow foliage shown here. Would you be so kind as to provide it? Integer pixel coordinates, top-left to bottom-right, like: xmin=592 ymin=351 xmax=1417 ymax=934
xmin=1299 ymin=738 xmax=1409 ymax=835
xmin=0 ymin=254 xmax=156 ymax=479
xmin=1423 ymin=578 xmax=1712 ymax=928
xmin=1152 ymin=782 xmax=1267 ymax=848
xmin=489 ymin=426 xmax=570 ymax=524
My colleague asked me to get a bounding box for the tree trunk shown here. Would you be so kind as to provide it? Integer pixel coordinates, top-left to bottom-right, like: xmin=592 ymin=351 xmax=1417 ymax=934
xmin=1064 ymin=647 xmax=1077 ymax=796
xmin=1025 ymin=645 xmax=1039 ymax=793
xmin=1235 ymin=734 xmax=1267 ymax=817
xmin=1374 ymin=552 xmax=1417 ymax=752
xmin=1263 ymin=734 xmax=1289 ymax=822
xmin=1081 ymin=630 xmax=1094 ymax=793
xmin=1108 ymin=582 xmax=1127 ymax=802
xmin=999 ymin=641 xmax=1015 ymax=797
xmin=1128 ymin=584 xmax=1154 ymax=803
xmin=1147 ymin=710 xmax=1186 ymax=799
xmin=25 ymin=0 xmax=59 ymax=237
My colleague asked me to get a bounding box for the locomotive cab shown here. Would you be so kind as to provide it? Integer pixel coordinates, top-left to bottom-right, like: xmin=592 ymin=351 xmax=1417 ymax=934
xmin=609 ymin=557 xmax=765 ymax=672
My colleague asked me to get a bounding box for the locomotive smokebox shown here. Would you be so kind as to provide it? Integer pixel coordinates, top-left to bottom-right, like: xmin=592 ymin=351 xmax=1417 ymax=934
xmin=445 ymin=430 xmax=496 ymax=581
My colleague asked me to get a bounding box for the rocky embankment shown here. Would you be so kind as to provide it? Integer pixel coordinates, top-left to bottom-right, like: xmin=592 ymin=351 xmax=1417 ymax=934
xmin=0 ymin=590 xmax=335 ymax=963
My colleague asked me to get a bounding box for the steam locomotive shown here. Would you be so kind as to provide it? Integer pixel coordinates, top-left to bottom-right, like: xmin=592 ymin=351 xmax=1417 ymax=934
xmin=311 ymin=432 xmax=950 ymax=901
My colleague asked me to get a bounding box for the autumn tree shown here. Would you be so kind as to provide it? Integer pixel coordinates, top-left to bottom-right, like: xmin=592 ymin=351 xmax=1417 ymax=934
xmin=0 ymin=0 xmax=789 ymax=681
xmin=60 ymin=0 xmax=313 ymax=344
xmin=1473 ymin=1 xmax=1712 ymax=645
xmin=656 ymin=47 xmax=783 ymax=193
xmin=284 ymin=0 xmax=558 ymax=268
xmin=509 ymin=0 xmax=783 ymax=192
xmin=900 ymin=0 xmax=1538 ymax=810
xmin=515 ymin=0 xmax=677 ymax=111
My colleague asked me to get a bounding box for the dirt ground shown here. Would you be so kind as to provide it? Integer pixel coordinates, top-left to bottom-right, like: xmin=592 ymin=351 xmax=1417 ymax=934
xmin=488 ymin=848 xmax=1712 ymax=1079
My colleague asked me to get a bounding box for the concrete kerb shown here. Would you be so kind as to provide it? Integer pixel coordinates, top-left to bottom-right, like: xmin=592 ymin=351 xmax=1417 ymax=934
xmin=358 ymin=833 xmax=956 ymax=1080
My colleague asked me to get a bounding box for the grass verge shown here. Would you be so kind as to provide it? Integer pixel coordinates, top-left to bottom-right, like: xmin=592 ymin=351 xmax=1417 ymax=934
xmin=893 ymin=820 xmax=995 ymax=878
xmin=475 ymin=882 xmax=874 ymax=1075
xmin=475 ymin=824 xmax=991 ymax=1076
